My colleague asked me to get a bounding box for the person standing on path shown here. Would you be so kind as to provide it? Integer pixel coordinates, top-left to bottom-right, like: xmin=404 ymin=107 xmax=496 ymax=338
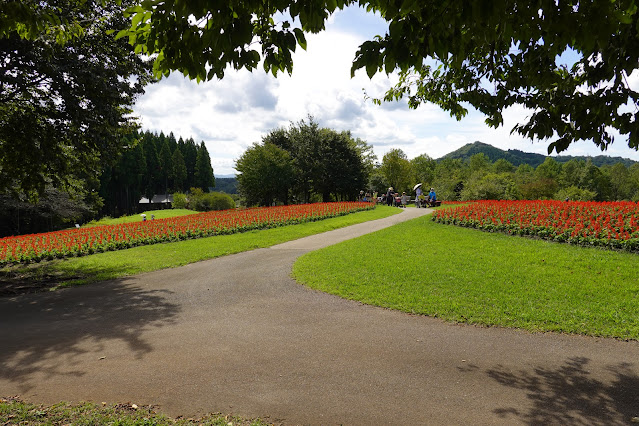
xmin=415 ymin=185 xmax=423 ymax=208
xmin=401 ymin=192 xmax=409 ymax=208
xmin=386 ymin=187 xmax=394 ymax=206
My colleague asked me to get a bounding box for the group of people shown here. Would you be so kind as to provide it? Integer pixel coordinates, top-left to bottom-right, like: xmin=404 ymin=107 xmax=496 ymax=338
xmin=359 ymin=190 xmax=373 ymax=202
xmin=375 ymin=186 xmax=436 ymax=208
xmin=415 ymin=185 xmax=437 ymax=208
xmin=379 ymin=187 xmax=410 ymax=208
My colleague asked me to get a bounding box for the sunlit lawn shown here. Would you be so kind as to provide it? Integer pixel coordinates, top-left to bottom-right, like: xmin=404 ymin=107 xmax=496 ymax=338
xmin=293 ymin=213 xmax=639 ymax=340
xmin=84 ymin=209 xmax=197 ymax=227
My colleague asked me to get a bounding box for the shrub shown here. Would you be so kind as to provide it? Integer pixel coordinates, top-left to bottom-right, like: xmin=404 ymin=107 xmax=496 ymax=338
xmin=191 ymin=191 xmax=236 ymax=212
xmin=172 ymin=192 xmax=188 ymax=209
xmin=554 ymin=186 xmax=597 ymax=201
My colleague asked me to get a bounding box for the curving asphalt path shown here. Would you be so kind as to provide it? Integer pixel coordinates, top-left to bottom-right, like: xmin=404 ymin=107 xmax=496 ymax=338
xmin=1 ymin=208 xmax=638 ymax=425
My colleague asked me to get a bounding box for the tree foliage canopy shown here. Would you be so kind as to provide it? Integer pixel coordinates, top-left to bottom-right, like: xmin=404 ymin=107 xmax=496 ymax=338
xmin=121 ymin=0 xmax=639 ymax=153
xmin=1 ymin=0 xmax=154 ymax=198
xmin=1 ymin=0 xmax=85 ymax=42
xmin=380 ymin=148 xmax=412 ymax=193
xmin=236 ymin=118 xmax=371 ymax=206
xmin=235 ymin=142 xmax=294 ymax=207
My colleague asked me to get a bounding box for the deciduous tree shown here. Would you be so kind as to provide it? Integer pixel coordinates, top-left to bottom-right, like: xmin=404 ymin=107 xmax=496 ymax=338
xmin=410 ymin=154 xmax=436 ymax=187
xmin=1 ymin=0 xmax=154 ymax=198
xmin=254 ymin=118 xmax=372 ymax=203
xmin=380 ymin=149 xmax=412 ymax=194
xmin=235 ymin=142 xmax=294 ymax=206
xmin=315 ymin=129 xmax=367 ymax=201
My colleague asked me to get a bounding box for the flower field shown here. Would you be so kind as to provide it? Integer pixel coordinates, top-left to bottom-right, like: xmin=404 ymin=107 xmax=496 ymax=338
xmin=0 ymin=202 xmax=373 ymax=265
xmin=432 ymin=200 xmax=639 ymax=251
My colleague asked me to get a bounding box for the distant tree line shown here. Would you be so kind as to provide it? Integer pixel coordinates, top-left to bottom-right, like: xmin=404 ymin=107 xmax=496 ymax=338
xmin=236 ymin=121 xmax=639 ymax=207
xmin=373 ymin=149 xmax=639 ymax=202
xmin=0 ymin=186 xmax=98 ymax=238
xmin=99 ymin=130 xmax=215 ymax=218
xmin=211 ymin=178 xmax=238 ymax=194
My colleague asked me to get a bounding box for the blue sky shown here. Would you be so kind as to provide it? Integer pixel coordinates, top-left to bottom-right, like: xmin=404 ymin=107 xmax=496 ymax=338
xmin=133 ymin=5 xmax=639 ymax=176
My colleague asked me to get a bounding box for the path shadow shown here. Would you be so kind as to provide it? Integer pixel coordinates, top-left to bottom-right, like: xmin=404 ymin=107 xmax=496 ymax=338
xmin=0 ymin=278 xmax=180 ymax=393
xmin=487 ymin=357 xmax=639 ymax=425
xmin=0 ymin=261 xmax=137 ymax=297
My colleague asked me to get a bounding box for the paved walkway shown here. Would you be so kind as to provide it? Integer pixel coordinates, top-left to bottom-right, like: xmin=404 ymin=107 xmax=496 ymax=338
xmin=1 ymin=208 xmax=638 ymax=425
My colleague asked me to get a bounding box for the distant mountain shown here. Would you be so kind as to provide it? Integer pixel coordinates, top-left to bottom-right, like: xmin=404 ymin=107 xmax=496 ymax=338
xmin=438 ymin=141 xmax=637 ymax=168
xmin=212 ymin=177 xmax=238 ymax=194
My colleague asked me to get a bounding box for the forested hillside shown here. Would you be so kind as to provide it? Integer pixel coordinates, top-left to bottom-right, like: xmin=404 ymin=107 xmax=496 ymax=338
xmin=370 ymin=147 xmax=639 ymax=203
xmin=212 ymin=178 xmax=238 ymax=194
xmin=440 ymin=142 xmax=637 ymax=168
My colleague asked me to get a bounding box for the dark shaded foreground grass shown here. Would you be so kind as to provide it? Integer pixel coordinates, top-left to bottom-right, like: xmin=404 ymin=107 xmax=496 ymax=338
xmin=0 ymin=206 xmax=400 ymax=296
xmin=0 ymin=397 xmax=269 ymax=426
xmin=293 ymin=213 xmax=639 ymax=340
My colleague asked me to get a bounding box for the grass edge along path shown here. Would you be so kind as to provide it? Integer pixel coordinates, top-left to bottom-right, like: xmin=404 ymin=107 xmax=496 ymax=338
xmin=1 ymin=206 xmax=400 ymax=293
xmin=0 ymin=397 xmax=269 ymax=426
xmin=293 ymin=213 xmax=639 ymax=340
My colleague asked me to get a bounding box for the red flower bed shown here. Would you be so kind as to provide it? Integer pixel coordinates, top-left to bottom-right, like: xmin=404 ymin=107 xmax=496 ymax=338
xmin=432 ymin=200 xmax=639 ymax=251
xmin=0 ymin=202 xmax=373 ymax=264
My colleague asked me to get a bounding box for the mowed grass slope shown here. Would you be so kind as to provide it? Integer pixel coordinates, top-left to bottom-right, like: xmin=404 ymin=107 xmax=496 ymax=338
xmin=1 ymin=206 xmax=400 ymax=292
xmin=293 ymin=214 xmax=639 ymax=340
xmin=85 ymin=209 xmax=197 ymax=227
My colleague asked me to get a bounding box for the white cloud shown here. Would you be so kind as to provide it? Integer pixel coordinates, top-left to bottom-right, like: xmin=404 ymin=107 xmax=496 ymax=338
xmin=133 ymin=6 xmax=639 ymax=176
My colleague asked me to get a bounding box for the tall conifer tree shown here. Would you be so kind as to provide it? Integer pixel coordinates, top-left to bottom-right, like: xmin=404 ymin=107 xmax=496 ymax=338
xmin=194 ymin=142 xmax=215 ymax=191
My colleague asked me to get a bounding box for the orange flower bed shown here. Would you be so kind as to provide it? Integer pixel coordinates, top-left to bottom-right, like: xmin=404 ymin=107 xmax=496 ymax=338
xmin=433 ymin=200 xmax=639 ymax=250
xmin=0 ymin=202 xmax=373 ymax=264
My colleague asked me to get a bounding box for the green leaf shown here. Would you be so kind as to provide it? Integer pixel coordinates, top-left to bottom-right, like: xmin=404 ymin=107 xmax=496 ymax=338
xmin=293 ymin=28 xmax=307 ymax=50
xmin=400 ymin=0 xmax=417 ymax=15
xmin=384 ymin=52 xmax=395 ymax=74
xmin=249 ymin=49 xmax=260 ymax=65
xmin=366 ymin=62 xmax=377 ymax=78
xmin=131 ymin=11 xmax=145 ymax=29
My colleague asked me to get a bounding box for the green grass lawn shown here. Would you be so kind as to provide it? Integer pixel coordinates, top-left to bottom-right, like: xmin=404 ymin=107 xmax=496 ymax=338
xmin=292 ymin=213 xmax=639 ymax=340
xmin=85 ymin=209 xmax=197 ymax=227
xmin=1 ymin=206 xmax=400 ymax=293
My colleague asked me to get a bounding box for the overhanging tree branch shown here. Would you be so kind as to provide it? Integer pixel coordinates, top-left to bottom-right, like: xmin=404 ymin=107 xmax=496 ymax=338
xmin=118 ymin=0 xmax=639 ymax=153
